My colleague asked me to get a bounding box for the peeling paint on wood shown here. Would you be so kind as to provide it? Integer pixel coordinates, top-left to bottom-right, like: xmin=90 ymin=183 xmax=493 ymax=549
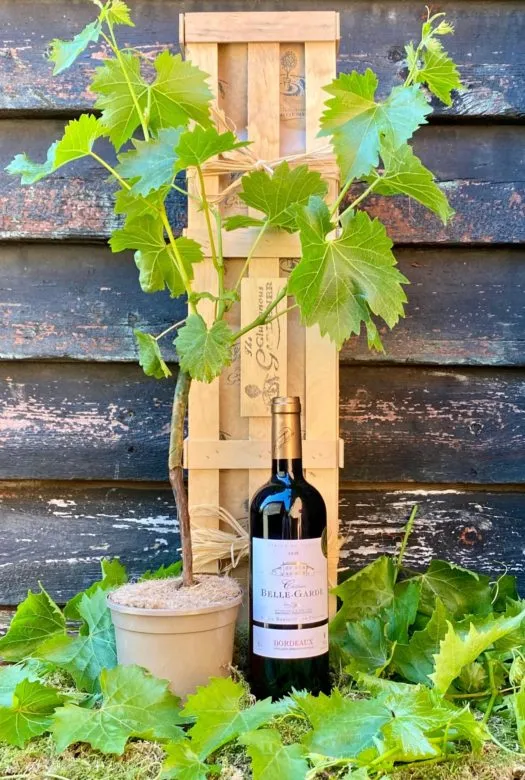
xmin=0 ymin=1 xmax=523 ymax=119
xmin=340 ymin=490 xmax=525 ymax=586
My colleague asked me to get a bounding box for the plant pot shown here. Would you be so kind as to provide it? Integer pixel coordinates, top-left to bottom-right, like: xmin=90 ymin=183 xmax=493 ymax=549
xmin=108 ymin=576 xmax=242 ymax=699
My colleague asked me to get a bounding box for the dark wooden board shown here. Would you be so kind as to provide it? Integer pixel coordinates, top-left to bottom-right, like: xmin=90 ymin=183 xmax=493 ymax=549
xmin=0 ymin=243 xmax=185 ymax=361
xmin=2 ymin=244 xmax=525 ymax=366
xmin=339 ymin=489 xmax=525 ymax=585
xmin=0 ymin=482 xmax=180 ymax=604
xmin=1 ymin=122 xmax=524 ymax=243
xmin=0 ymin=362 xmax=524 ymax=484
xmin=0 ymin=1 xmax=523 ymax=120
xmin=1 ymin=481 xmax=524 ymax=604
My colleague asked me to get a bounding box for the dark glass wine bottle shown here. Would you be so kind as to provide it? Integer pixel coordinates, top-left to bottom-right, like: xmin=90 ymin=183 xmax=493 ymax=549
xmin=249 ymin=396 xmax=330 ymax=699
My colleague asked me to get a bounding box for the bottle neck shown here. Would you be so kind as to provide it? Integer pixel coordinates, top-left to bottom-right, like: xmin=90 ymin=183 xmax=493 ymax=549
xmin=271 ymin=410 xmax=303 ymax=479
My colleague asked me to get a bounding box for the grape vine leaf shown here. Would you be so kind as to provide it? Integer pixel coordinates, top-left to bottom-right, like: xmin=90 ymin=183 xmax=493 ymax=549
xmin=297 ymin=689 xmax=391 ymax=759
xmin=39 ymin=588 xmax=117 ymax=693
xmin=431 ymin=604 xmax=525 ymax=693
xmin=414 ymin=42 xmax=462 ymax=107
xmin=0 ymin=664 xmax=41 ymax=707
xmin=392 ymin=598 xmax=450 ymax=685
xmin=0 ymin=587 xmax=66 ymax=662
xmin=372 ymin=139 xmax=454 ymax=223
xmin=513 ymin=679 xmax=525 ymax=749
xmin=91 ymin=53 xmax=149 ymax=149
xmin=103 ymin=0 xmax=135 ymax=27
xmin=52 ymin=665 xmax=185 ymax=754
xmin=330 ymin=556 xmax=396 ymax=645
xmin=149 ymin=51 xmax=213 ymax=131
xmin=64 ymin=558 xmax=128 ymax=621
xmin=110 ymin=216 xmax=203 ymax=296
xmin=161 ymin=739 xmax=220 ymax=780
xmin=417 ymin=560 xmax=492 ymax=619
xmin=288 ymin=197 xmax=408 ymax=349
xmin=114 ymin=187 xmax=167 ymax=226
xmin=0 ymin=679 xmax=66 ymax=748
xmin=140 ymin=560 xmax=183 ymax=581
xmin=237 ymin=162 xmax=328 ymax=232
xmin=117 ymin=128 xmax=184 ymax=196
xmin=240 ymin=729 xmax=309 ymax=780
xmin=5 ymin=142 xmax=59 ymax=185
xmin=181 ymin=677 xmax=285 ymax=758
xmin=49 ymin=21 xmax=101 ymax=75
xmin=319 ymin=70 xmax=431 ymax=182
xmin=223 ymin=215 xmax=265 ymax=231
xmin=135 ymin=331 xmax=172 ymax=379
xmin=175 ymin=126 xmax=250 ymax=170
xmin=175 ymin=315 xmax=233 ymax=383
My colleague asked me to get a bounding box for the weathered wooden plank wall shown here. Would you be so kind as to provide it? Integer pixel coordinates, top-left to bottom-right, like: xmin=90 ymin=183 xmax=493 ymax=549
xmin=0 ymin=0 xmax=524 ymax=608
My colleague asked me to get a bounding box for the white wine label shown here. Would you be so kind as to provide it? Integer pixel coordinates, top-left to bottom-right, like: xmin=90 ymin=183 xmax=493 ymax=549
xmin=253 ymin=624 xmax=328 ymax=659
xmin=252 ymin=537 xmax=328 ymax=625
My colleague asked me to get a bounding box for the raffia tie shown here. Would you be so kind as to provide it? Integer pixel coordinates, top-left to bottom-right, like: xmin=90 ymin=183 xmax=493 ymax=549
xmin=189 ymin=502 xmax=345 ymax=575
xmin=201 ymin=105 xmax=338 ymax=205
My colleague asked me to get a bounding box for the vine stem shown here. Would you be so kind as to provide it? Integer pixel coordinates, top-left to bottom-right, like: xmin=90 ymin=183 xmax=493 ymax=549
xmin=396 ymin=504 xmax=418 ymax=574
xmin=169 ymin=369 xmax=193 ymax=587
xmin=155 ymin=319 xmax=186 ymax=341
xmin=482 ymin=660 xmax=499 ymax=725
xmin=232 ymin=284 xmax=288 ymax=343
xmin=233 ymin=221 xmax=269 ymax=294
xmin=338 ymin=177 xmax=380 ymax=222
xmin=103 ymin=22 xmax=150 ymax=140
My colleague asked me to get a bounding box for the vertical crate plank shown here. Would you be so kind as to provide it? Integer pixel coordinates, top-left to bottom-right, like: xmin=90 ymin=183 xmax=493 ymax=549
xmin=304 ymin=41 xmax=340 ymax=608
xmin=185 ymin=41 xmax=221 ymax=570
xmin=246 ymin=42 xmax=281 ymax=501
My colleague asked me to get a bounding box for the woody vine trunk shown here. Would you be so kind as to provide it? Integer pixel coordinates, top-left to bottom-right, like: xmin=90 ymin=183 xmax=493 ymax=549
xmin=168 ymin=369 xmax=193 ymax=587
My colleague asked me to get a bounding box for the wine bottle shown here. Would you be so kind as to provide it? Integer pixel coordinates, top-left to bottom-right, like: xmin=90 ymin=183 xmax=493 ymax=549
xmin=249 ymin=396 xmax=330 ymax=699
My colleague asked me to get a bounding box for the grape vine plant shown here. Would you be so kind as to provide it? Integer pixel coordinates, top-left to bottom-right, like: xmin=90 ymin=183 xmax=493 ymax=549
xmin=6 ymin=0 xmax=462 ymax=586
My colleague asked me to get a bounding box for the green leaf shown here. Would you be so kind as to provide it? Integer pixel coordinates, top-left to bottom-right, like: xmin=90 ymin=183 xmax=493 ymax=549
xmin=330 ymin=556 xmax=396 ymax=645
xmin=456 ymin=661 xmax=488 ymax=694
xmin=298 ymin=688 xmax=390 ymax=759
xmin=418 ymin=560 xmax=492 ymax=619
xmin=110 ymin=216 xmax=202 ymax=297
xmin=49 ymin=21 xmax=101 ymax=75
xmin=175 ymin=126 xmax=249 ymax=170
xmin=0 ymin=679 xmax=65 ymax=748
xmin=320 ymin=70 xmax=431 ymax=181
xmin=39 ymin=588 xmax=117 ymax=693
xmin=161 ymin=739 xmax=219 ymax=780
xmin=289 ymin=197 xmax=408 ymax=349
xmin=140 ymin=560 xmax=183 ymax=581
xmin=415 ymin=43 xmax=462 ymax=107
xmin=64 ymin=558 xmax=128 ymax=621
xmin=135 ymin=331 xmax=172 ymax=379
xmin=54 ymin=114 xmax=106 ymax=167
xmin=117 ymin=128 xmax=183 ymax=197
xmin=223 ymin=215 xmax=265 ymax=231
xmin=240 ymin=729 xmax=309 ymax=780
xmin=52 ymin=664 xmax=184 ymax=754
xmin=175 ymin=315 xmax=233 ymax=383
xmin=491 ymin=573 xmax=519 ymax=613
xmin=237 ymin=162 xmax=327 ymax=232
xmin=91 ymin=53 xmax=149 ymax=149
xmin=182 ymin=677 xmax=283 ymax=758
xmin=6 ymin=142 xmax=59 ymax=185
xmin=431 ymin=605 xmax=525 ymax=693
xmin=114 ymin=187 xmax=166 ymax=225
xmin=372 ymin=140 xmax=454 ymax=224
xmin=0 ymin=587 xmax=66 ymax=662
xmin=513 ymin=679 xmax=525 ymax=749
xmin=392 ymin=598 xmax=450 ymax=685
xmin=103 ymin=0 xmax=134 ymax=27
xmin=149 ymin=51 xmax=213 ymax=131
xmin=0 ymin=664 xmax=41 ymax=708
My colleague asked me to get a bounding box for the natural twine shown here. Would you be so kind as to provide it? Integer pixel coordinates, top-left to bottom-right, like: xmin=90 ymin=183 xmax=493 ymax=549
xmin=200 ymin=105 xmax=338 ymax=205
xmin=189 ymin=502 xmax=345 ymax=574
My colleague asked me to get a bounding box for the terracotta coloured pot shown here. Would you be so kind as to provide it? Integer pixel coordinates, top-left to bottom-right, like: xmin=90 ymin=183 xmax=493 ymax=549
xmin=108 ymin=594 xmax=242 ymax=699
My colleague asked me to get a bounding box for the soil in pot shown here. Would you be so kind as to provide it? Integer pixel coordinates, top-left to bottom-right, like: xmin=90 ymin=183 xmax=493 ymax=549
xmin=108 ymin=575 xmax=243 ymax=698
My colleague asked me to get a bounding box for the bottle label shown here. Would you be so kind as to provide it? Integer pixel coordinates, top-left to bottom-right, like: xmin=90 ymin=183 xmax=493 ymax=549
xmin=253 ymin=624 xmax=328 ymax=659
xmin=252 ymin=537 xmax=328 ymax=625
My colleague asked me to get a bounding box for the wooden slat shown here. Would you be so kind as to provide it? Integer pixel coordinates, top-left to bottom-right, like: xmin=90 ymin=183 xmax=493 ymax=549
xmin=2 ymin=121 xmax=524 ymax=243
xmin=183 ymin=12 xmax=338 ymax=43
xmin=339 ymin=489 xmax=525 ymax=585
xmin=185 ymin=439 xmax=342 ymax=470
xmin=0 ymin=363 xmax=523 ymax=484
xmin=1 ymin=2 xmax=523 ymax=120
xmin=2 ymin=482 xmax=525 ymax=605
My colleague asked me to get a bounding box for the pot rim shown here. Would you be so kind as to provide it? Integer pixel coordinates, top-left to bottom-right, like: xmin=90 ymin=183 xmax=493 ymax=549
xmin=107 ymin=590 xmax=243 ymax=618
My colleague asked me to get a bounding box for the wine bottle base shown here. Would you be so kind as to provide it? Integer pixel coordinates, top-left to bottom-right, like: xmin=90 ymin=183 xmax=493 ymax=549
xmin=249 ymin=652 xmax=330 ymax=700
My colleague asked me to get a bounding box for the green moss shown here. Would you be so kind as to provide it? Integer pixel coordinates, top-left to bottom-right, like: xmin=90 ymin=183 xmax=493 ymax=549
xmin=392 ymin=744 xmax=524 ymax=779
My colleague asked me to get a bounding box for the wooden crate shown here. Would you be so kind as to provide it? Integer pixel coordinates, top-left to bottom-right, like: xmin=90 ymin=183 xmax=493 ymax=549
xmin=181 ymin=11 xmax=342 ymax=610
